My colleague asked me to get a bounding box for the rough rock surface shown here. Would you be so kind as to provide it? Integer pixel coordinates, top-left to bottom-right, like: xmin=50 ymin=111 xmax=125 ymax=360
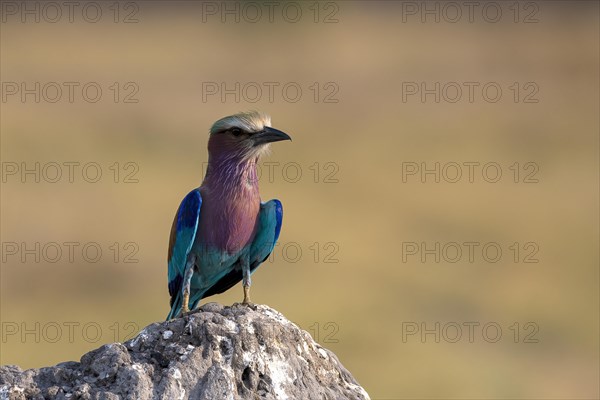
xmin=0 ymin=303 xmax=370 ymax=400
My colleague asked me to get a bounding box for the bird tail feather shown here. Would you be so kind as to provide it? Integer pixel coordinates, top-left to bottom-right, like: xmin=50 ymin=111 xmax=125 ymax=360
xmin=166 ymin=292 xmax=182 ymax=320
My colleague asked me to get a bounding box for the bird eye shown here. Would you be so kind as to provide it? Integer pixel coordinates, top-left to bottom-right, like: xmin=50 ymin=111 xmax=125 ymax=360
xmin=230 ymin=128 xmax=242 ymax=136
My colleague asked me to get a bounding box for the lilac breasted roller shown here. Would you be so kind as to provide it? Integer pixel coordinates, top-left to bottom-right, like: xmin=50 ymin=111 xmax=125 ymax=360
xmin=166 ymin=111 xmax=291 ymax=320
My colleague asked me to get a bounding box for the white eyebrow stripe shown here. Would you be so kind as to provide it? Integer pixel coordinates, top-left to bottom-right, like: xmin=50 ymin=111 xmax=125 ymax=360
xmin=210 ymin=111 xmax=271 ymax=135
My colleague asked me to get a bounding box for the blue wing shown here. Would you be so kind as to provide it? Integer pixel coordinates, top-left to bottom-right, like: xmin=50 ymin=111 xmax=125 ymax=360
xmin=249 ymin=199 xmax=283 ymax=267
xmin=166 ymin=189 xmax=202 ymax=319
xmin=201 ymin=199 xmax=283 ymax=299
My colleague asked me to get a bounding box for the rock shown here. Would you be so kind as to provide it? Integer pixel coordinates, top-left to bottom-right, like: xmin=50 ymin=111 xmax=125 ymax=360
xmin=0 ymin=304 xmax=370 ymax=400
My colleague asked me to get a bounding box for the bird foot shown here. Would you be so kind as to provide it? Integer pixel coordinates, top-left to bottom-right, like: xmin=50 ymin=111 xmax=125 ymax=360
xmin=233 ymin=300 xmax=257 ymax=310
xmin=238 ymin=301 xmax=257 ymax=310
xmin=180 ymin=307 xmax=200 ymax=318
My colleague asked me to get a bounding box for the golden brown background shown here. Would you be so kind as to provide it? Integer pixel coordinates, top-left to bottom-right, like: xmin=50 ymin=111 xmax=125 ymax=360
xmin=1 ymin=1 xmax=598 ymax=398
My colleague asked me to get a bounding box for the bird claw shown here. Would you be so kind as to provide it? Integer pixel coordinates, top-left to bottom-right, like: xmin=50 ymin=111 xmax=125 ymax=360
xmin=180 ymin=308 xmax=200 ymax=318
xmin=239 ymin=300 xmax=257 ymax=310
xmin=232 ymin=299 xmax=257 ymax=310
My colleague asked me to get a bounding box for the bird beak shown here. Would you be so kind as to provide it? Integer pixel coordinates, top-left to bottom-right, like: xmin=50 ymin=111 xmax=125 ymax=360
xmin=251 ymin=127 xmax=292 ymax=146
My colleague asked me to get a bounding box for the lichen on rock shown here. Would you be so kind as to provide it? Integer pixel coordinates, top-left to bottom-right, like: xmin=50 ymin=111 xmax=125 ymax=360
xmin=0 ymin=303 xmax=370 ymax=400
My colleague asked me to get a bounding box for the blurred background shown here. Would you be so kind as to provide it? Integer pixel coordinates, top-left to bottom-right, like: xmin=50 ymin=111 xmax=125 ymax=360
xmin=1 ymin=1 xmax=598 ymax=398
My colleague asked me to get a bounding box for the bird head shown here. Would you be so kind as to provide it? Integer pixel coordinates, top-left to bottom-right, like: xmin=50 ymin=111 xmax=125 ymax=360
xmin=207 ymin=111 xmax=291 ymax=162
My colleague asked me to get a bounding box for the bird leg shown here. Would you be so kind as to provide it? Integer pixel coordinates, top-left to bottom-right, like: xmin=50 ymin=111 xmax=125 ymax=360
xmin=181 ymin=256 xmax=195 ymax=316
xmin=242 ymin=260 xmax=252 ymax=304
xmin=243 ymin=285 xmax=251 ymax=304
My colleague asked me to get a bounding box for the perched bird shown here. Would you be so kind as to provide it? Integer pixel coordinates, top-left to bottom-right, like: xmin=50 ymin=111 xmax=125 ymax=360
xmin=166 ymin=111 xmax=291 ymax=320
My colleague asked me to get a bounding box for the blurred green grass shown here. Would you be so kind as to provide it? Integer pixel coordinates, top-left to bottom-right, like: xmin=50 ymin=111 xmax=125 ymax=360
xmin=1 ymin=2 xmax=598 ymax=398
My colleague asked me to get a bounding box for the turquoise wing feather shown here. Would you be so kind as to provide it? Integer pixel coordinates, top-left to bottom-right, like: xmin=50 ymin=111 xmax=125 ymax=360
xmin=166 ymin=189 xmax=202 ymax=319
xmin=200 ymin=199 xmax=283 ymax=299
xmin=249 ymin=199 xmax=283 ymax=267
